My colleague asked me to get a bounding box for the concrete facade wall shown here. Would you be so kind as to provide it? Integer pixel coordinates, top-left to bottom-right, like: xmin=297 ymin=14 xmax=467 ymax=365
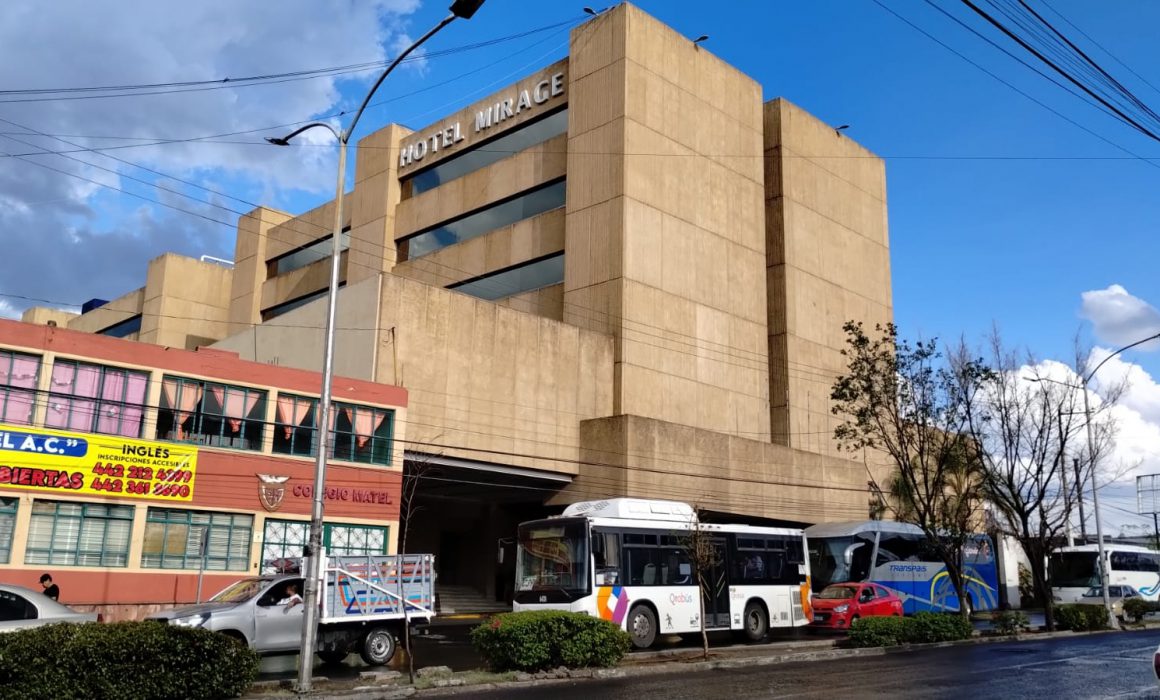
xmin=764 ymin=99 xmax=893 ymax=463
xmin=564 ymin=6 xmax=772 ymax=441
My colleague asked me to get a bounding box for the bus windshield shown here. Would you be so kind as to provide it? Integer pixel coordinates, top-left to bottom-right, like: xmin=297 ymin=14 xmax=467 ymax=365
xmin=808 ymin=534 xmax=874 ymax=592
xmin=516 ymin=519 xmax=589 ymax=598
xmin=1050 ymin=551 xmax=1099 ymax=588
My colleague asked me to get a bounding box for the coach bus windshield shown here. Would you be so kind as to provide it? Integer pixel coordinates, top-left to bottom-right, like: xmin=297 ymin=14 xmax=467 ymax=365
xmin=515 ymin=519 xmax=590 ymax=602
xmin=808 ymin=534 xmax=874 ymax=592
xmin=1050 ymin=551 xmax=1100 ymax=588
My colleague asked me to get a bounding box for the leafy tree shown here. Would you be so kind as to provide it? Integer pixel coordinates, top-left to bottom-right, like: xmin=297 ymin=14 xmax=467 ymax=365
xmin=831 ymin=322 xmax=990 ymax=621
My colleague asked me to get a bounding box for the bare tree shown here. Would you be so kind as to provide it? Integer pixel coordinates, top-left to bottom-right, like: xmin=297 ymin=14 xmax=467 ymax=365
xmin=831 ymin=322 xmax=991 ymax=620
xmin=678 ymin=505 xmax=722 ymax=660
xmin=397 ymin=452 xmax=436 ymax=684
xmin=965 ymin=333 xmax=1122 ymax=630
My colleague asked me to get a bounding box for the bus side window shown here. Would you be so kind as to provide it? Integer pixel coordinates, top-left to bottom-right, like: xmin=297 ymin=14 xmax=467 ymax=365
xmin=594 ymin=531 xmax=622 ymax=586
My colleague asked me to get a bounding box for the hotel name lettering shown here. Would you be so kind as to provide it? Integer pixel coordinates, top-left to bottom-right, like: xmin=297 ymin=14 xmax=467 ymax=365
xmin=398 ymin=71 xmax=565 ymax=168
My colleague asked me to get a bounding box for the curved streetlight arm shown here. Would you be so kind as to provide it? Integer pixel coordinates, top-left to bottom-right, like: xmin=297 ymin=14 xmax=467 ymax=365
xmin=265 ymin=121 xmax=341 ymax=145
xmin=344 ymin=12 xmax=458 ymax=143
xmin=1083 ymin=331 xmax=1160 ymax=385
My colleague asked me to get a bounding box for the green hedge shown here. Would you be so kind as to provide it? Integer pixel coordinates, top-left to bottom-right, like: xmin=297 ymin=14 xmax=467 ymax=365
xmin=0 ymin=621 xmax=259 ymax=699
xmin=1054 ymin=604 xmax=1109 ymax=631
xmin=848 ymin=612 xmax=973 ymax=648
xmin=470 ymin=611 xmax=630 ymax=672
xmin=1122 ymin=598 xmax=1160 ymax=623
xmin=990 ymin=610 xmax=1030 ymax=635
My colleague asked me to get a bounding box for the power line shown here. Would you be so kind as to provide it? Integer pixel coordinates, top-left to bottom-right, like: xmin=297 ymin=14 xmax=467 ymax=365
xmin=959 ymin=0 xmax=1160 ymax=143
xmin=0 ymin=19 xmax=582 ymax=104
xmin=1038 ymin=0 xmax=1160 ymax=98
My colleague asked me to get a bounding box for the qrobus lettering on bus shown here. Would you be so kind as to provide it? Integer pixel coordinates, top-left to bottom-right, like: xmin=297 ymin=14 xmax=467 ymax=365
xmin=512 ymin=499 xmax=812 ymax=649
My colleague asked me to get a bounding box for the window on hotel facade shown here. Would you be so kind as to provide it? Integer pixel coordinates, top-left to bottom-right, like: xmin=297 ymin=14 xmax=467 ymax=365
xmin=398 ymin=179 xmax=566 ymax=262
xmin=273 ymin=394 xmax=394 ymax=466
xmin=25 ymin=500 xmax=133 ymax=567
xmin=141 ymin=508 xmax=253 ymax=571
xmin=0 ymin=350 xmax=40 ymax=426
xmin=261 ymin=519 xmax=388 ymax=573
xmin=266 ymin=228 xmax=351 ymax=278
xmin=405 ymin=108 xmax=568 ymax=196
xmin=260 ymin=284 xmax=344 ymax=322
xmin=45 ymin=360 xmax=149 ymax=438
xmin=156 ymin=377 xmax=266 ymax=451
xmin=448 ymin=253 xmax=564 ymax=301
xmin=97 ymin=315 xmax=143 ymax=338
xmin=0 ymin=498 xmax=17 ymax=564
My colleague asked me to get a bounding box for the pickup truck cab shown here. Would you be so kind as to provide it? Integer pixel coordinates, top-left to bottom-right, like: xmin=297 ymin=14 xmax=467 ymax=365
xmin=149 ymin=554 xmax=435 ymax=666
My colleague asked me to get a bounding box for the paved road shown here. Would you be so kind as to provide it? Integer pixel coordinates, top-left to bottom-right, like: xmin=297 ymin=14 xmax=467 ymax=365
xmin=458 ymin=631 xmax=1160 ymax=700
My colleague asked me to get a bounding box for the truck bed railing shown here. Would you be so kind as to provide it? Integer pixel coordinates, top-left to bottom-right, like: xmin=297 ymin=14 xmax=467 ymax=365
xmin=319 ymin=553 xmax=436 ymax=624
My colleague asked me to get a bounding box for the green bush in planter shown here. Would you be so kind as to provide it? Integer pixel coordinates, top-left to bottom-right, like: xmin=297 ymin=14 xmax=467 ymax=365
xmin=0 ymin=621 xmax=259 ymax=699
xmin=848 ymin=613 xmax=973 ymax=647
xmin=1122 ymin=597 xmax=1160 ymax=623
xmin=905 ymin=612 xmax=973 ymax=643
xmin=1054 ymin=604 xmax=1108 ymax=631
xmin=990 ymin=610 xmax=1030 ymax=635
xmin=847 ymin=616 xmax=909 ymax=647
xmin=470 ymin=611 xmax=630 ymax=672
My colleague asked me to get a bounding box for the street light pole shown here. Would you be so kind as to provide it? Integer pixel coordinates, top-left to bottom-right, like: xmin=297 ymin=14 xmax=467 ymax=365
xmin=264 ymin=2 xmax=486 ymax=692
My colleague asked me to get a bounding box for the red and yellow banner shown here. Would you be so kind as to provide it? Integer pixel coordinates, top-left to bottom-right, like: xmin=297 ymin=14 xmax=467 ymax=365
xmin=0 ymin=423 xmax=197 ymax=502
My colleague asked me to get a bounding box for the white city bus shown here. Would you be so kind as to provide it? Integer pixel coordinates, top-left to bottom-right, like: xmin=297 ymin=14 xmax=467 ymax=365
xmin=1050 ymin=544 xmax=1160 ymax=603
xmin=512 ymin=498 xmax=813 ymax=648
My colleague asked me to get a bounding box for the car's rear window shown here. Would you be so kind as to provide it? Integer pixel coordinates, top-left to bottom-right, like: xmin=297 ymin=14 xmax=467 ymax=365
xmin=817 ymin=585 xmax=856 ymax=599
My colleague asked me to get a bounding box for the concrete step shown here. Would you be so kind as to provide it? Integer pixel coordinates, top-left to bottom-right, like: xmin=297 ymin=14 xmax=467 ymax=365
xmin=436 ymin=585 xmax=512 ymax=614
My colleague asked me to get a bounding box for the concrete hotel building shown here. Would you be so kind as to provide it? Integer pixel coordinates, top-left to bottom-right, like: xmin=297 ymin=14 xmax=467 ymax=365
xmin=19 ymin=4 xmax=893 ymax=606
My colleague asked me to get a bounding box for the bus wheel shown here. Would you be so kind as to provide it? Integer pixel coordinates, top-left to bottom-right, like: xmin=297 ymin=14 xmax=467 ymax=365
xmin=359 ymin=627 xmax=397 ymax=666
xmin=627 ymin=605 xmax=657 ymax=649
xmin=743 ymin=601 xmax=768 ymax=642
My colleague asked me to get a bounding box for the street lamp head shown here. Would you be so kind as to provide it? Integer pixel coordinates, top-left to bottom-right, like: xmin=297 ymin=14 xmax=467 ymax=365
xmin=265 ymin=137 xmax=290 ymax=146
xmin=693 ymin=35 xmax=709 ymax=44
xmin=584 ymin=6 xmax=597 ymax=15
xmin=449 ymin=0 xmax=486 ymax=19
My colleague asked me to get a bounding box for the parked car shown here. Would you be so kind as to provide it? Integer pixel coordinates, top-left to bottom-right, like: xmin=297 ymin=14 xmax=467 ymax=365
xmin=811 ymin=583 xmax=903 ymax=629
xmin=0 ymin=584 xmax=99 ymax=632
xmin=1075 ymin=584 xmax=1140 ymax=621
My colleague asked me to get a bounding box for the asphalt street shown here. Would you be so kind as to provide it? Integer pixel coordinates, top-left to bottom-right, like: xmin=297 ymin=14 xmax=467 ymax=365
xmin=457 ymin=631 xmax=1160 ymax=700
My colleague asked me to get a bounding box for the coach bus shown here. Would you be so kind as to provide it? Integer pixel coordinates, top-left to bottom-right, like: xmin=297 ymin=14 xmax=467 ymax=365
xmin=512 ymin=498 xmax=813 ymax=648
xmin=805 ymin=520 xmax=999 ymax=616
xmin=1050 ymin=543 xmax=1160 ymax=604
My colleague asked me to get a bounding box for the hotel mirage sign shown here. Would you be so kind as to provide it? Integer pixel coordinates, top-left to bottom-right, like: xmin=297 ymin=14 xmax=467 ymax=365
xmin=398 ymin=71 xmax=565 ymax=168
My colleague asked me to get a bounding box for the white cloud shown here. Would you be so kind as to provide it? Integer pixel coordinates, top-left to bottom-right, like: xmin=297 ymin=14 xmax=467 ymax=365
xmin=0 ymin=0 xmax=421 ymax=313
xmin=1080 ymin=285 xmax=1160 ymax=351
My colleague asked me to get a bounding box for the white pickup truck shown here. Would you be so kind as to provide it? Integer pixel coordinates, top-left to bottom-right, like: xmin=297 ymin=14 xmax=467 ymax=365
xmin=148 ymin=553 xmax=435 ymax=666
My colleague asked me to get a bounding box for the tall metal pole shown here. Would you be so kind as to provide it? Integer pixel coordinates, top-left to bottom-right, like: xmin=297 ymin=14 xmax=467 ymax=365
xmin=1080 ymin=385 xmax=1116 ymax=629
xmin=1073 ymin=458 xmax=1087 ymax=542
xmin=276 ymin=6 xmax=487 ymax=692
xmin=1153 ymin=513 xmax=1160 ymax=552
xmin=296 ymin=139 xmax=347 ymax=690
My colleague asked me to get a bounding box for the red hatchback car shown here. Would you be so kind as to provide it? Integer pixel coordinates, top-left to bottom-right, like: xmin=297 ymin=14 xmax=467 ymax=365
xmin=811 ymin=583 xmax=904 ymax=629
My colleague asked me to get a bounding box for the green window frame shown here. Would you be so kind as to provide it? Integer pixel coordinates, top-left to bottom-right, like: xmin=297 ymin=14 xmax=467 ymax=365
xmin=0 ymin=498 xmax=18 ymax=564
xmin=261 ymin=519 xmax=388 ymax=573
xmin=272 ymin=394 xmax=319 ymax=457
xmin=272 ymin=395 xmax=394 ymax=466
xmin=332 ymin=402 xmax=394 ymax=466
xmin=25 ymin=500 xmax=133 ymax=567
xmin=157 ymin=376 xmax=267 ymax=451
xmin=142 ymin=508 xmax=253 ymax=571
xmin=46 ymin=359 xmax=150 ymax=438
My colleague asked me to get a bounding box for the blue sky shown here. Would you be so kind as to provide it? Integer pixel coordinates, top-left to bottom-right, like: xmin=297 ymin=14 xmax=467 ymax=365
xmin=305 ymin=0 xmax=1160 ymax=375
xmin=2 ymin=0 xmax=1158 ymax=527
